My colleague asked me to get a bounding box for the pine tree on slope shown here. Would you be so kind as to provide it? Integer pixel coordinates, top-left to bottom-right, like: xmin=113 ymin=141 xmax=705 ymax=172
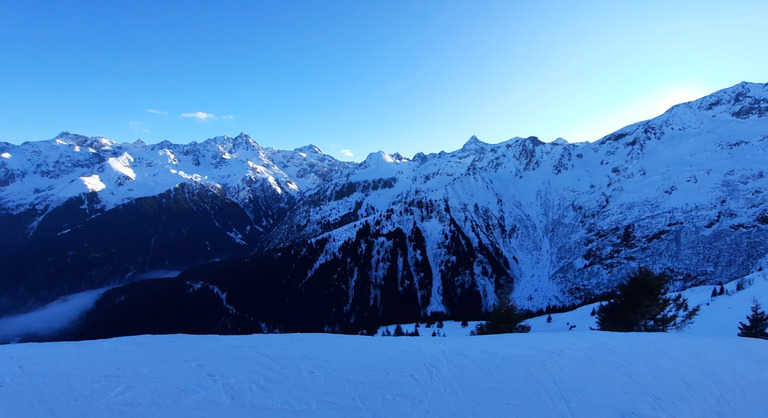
xmin=596 ymin=267 xmax=699 ymax=332
xmin=472 ymin=291 xmax=530 ymax=335
xmin=738 ymin=300 xmax=768 ymax=340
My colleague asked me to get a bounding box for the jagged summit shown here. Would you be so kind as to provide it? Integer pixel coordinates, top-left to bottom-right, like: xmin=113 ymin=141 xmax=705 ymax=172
xmin=294 ymin=144 xmax=324 ymax=155
xmin=203 ymin=132 xmax=263 ymax=153
xmin=461 ymin=135 xmax=485 ymax=150
xmin=53 ymin=131 xmax=116 ymax=149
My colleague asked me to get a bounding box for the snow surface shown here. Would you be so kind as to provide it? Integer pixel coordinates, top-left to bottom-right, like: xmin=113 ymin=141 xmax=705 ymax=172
xmin=1 ymin=332 xmax=766 ymax=417
xmin=79 ymin=174 xmax=106 ymax=192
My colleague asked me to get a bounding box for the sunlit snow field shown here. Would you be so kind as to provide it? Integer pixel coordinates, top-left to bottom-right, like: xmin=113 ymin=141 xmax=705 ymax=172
xmin=1 ymin=272 xmax=767 ymax=416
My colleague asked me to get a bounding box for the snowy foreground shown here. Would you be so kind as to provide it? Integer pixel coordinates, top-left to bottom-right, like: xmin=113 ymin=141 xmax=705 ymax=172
xmin=1 ymin=272 xmax=768 ymax=416
xmin=1 ymin=332 xmax=767 ymax=417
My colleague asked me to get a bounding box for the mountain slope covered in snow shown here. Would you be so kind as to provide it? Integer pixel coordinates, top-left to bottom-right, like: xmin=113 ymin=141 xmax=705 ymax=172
xmin=1 ymin=82 xmax=767 ymax=334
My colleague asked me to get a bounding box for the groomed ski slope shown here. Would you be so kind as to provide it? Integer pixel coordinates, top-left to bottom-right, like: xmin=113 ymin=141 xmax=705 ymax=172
xmin=0 ymin=332 xmax=766 ymax=417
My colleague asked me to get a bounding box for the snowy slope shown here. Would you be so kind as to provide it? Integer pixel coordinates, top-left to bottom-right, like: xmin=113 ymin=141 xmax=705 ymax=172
xmin=0 ymin=332 xmax=766 ymax=417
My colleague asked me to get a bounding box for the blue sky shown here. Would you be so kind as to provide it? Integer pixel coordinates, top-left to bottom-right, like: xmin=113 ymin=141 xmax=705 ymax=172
xmin=1 ymin=1 xmax=766 ymax=161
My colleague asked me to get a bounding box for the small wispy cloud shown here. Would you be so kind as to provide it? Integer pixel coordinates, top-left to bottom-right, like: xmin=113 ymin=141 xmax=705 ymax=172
xmin=146 ymin=109 xmax=168 ymax=115
xmin=221 ymin=115 xmax=235 ymax=120
xmin=340 ymin=149 xmax=354 ymax=157
xmin=128 ymin=120 xmax=141 ymax=126
xmin=181 ymin=111 xmax=216 ymax=120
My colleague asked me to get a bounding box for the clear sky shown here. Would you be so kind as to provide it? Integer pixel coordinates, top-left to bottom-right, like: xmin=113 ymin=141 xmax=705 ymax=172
xmin=1 ymin=1 xmax=766 ymax=161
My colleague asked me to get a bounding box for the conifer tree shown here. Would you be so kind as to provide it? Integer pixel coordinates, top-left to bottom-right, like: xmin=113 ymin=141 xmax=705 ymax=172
xmin=738 ymin=300 xmax=768 ymax=340
xmin=472 ymin=291 xmax=530 ymax=335
xmin=596 ymin=267 xmax=699 ymax=332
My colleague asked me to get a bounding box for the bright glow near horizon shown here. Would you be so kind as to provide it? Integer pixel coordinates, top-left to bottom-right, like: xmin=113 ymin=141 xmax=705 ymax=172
xmin=0 ymin=1 xmax=766 ymax=161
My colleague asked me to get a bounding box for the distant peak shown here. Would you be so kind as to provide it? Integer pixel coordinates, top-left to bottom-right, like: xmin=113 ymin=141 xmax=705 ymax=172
xmin=389 ymin=152 xmax=409 ymax=162
xmin=295 ymin=144 xmax=324 ymax=155
xmin=53 ymin=132 xmax=115 ymax=148
xmin=206 ymin=133 xmax=261 ymax=150
xmin=461 ymin=135 xmax=485 ymax=150
xmin=234 ymin=132 xmax=251 ymax=141
xmin=363 ymin=150 xmax=394 ymax=163
xmin=526 ymin=136 xmax=543 ymax=146
xmin=552 ymin=137 xmax=569 ymax=145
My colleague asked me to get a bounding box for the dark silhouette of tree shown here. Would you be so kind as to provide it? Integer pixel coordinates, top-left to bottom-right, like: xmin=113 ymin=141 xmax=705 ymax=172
xmin=596 ymin=267 xmax=699 ymax=332
xmin=738 ymin=300 xmax=768 ymax=340
xmin=472 ymin=291 xmax=530 ymax=335
xmin=393 ymin=324 xmax=405 ymax=336
xmin=408 ymin=325 xmax=420 ymax=337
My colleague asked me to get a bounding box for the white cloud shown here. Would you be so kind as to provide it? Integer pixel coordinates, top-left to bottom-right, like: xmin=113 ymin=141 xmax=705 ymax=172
xmin=222 ymin=115 xmax=235 ymax=120
xmin=146 ymin=109 xmax=168 ymax=115
xmin=340 ymin=149 xmax=354 ymax=157
xmin=128 ymin=121 xmax=141 ymax=126
xmin=181 ymin=111 xmax=216 ymax=120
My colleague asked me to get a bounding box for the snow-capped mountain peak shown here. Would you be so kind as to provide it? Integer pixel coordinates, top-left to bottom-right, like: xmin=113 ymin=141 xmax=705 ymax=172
xmin=53 ymin=131 xmax=117 ymax=150
xmin=461 ymin=135 xmax=485 ymax=150
xmin=294 ymin=144 xmax=324 ymax=156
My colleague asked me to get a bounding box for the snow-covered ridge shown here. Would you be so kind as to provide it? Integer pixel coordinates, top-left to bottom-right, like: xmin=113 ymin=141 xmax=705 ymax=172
xmin=0 ymin=132 xmax=353 ymax=216
xmin=2 ymin=82 xmax=765 ymax=216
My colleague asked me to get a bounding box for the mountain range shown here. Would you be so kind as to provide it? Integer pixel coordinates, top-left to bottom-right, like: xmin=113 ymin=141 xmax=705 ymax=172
xmin=1 ymin=81 xmax=767 ymax=337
